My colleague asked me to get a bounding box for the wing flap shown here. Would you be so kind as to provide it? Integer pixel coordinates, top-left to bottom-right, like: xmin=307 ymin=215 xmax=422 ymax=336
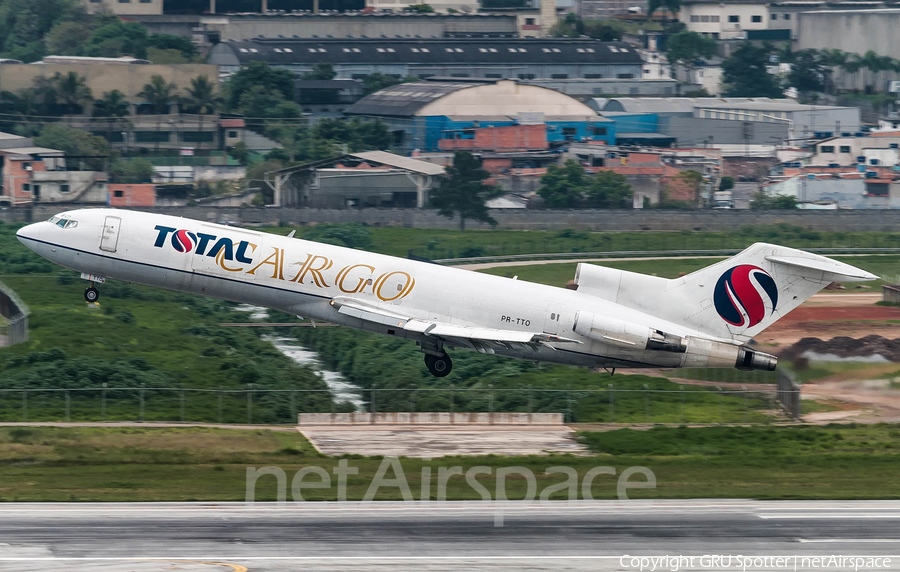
xmin=331 ymin=297 xmax=581 ymax=345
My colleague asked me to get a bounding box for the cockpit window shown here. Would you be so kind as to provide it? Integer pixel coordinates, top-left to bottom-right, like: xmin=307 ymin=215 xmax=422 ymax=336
xmin=54 ymin=219 xmax=77 ymax=229
xmin=48 ymin=216 xmax=59 ymax=224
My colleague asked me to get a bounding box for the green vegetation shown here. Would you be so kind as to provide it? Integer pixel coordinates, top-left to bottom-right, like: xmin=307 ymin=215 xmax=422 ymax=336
xmin=0 ymin=220 xmax=338 ymax=423
xmin=751 ymin=192 xmax=799 ymax=210
xmin=2 ymin=424 xmax=900 ymax=501
xmin=429 ymin=151 xmax=501 ymax=230
xmin=477 ymin=255 xmax=894 ymax=293
xmin=665 ymin=30 xmax=716 ymax=79
xmin=294 ymin=326 xmax=777 ymax=423
xmin=265 ymin=222 xmax=900 ymax=262
xmin=538 ymin=160 xmax=634 ymax=209
xmin=549 ymin=14 xmax=624 ymax=41
xmin=722 ymin=43 xmax=785 ymax=98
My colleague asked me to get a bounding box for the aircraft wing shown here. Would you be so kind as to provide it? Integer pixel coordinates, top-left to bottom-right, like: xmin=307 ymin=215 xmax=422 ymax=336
xmin=330 ymin=297 xmax=581 ymax=352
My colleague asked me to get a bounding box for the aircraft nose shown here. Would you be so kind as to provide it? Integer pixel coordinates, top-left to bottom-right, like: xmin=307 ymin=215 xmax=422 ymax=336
xmin=16 ymin=222 xmax=42 ymax=246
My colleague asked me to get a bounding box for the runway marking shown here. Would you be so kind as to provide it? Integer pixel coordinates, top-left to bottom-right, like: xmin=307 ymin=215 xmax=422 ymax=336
xmin=799 ymin=539 xmax=900 ymax=543
xmin=759 ymin=514 xmax=900 ymax=519
xmin=3 ymin=556 xmax=900 ymax=561
xmin=137 ymin=560 xmax=248 ymax=571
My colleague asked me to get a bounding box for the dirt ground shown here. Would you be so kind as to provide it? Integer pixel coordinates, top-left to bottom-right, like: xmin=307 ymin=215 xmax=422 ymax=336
xmin=299 ymin=426 xmax=589 ymax=457
xmin=755 ymin=299 xmax=900 ymax=349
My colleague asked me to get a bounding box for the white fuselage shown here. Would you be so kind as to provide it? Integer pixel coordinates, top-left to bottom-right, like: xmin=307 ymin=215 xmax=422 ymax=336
xmin=16 ymin=208 xmax=745 ymax=369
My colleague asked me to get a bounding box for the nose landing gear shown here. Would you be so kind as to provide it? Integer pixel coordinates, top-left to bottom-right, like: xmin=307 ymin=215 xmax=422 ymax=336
xmin=79 ymin=273 xmax=105 ymax=303
xmin=424 ymin=353 xmax=452 ymax=377
xmin=84 ymin=284 xmax=100 ymax=303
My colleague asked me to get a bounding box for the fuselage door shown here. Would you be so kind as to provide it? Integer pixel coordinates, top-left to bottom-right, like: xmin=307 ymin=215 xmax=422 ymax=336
xmin=99 ymin=216 xmax=121 ymax=253
xmin=543 ymin=303 xmax=562 ymax=335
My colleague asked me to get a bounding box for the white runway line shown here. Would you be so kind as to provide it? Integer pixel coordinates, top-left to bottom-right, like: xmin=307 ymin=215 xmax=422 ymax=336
xmin=798 ymin=539 xmax=900 ymax=543
xmin=760 ymin=514 xmax=900 ymax=519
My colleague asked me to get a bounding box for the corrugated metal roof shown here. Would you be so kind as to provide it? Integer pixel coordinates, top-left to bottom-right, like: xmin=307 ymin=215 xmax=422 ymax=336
xmin=211 ymin=38 xmax=644 ymax=67
xmin=345 ymin=82 xmax=471 ymax=117
xmin=349 ymin=151 xmax=446 ymax=175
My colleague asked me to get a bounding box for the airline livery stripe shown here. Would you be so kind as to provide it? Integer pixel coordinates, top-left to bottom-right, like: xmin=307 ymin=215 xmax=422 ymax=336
xmin=18 ymin=236 xmax=332 ymax=302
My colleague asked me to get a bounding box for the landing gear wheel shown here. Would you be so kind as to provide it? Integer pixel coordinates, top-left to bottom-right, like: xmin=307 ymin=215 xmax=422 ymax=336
xmin=425 ymin=353 xmax=452 ymax=377
xmin=84 ymin=287 xmax=100 ymax=303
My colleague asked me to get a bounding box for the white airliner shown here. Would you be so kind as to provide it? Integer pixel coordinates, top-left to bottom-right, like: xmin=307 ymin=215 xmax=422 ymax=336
xmin=17 ymin=209 xmax=876 ymax=377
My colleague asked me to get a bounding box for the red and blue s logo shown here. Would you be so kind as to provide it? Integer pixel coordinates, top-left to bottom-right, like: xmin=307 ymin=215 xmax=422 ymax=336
xmin=713 ymin=265 xmax=778 ymax=328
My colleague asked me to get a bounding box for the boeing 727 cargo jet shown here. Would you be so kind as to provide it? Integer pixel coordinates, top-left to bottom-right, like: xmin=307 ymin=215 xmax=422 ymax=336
xmin=17 ymin=209 xmax=876 ymax=377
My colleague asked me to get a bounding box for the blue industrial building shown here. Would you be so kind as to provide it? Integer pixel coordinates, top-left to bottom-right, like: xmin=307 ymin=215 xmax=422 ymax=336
xmin=344 ymin=79 xmax=614 ymax=152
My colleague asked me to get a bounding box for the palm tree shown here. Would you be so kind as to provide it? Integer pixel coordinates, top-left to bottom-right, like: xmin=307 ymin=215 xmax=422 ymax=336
xmin=181 ymin=75 xmax=223 ymax=151
xmin=93 ymin=90 xmax=130 ymax=118
xmin=52 ymin=72 xmax=93 ymax=115
xmin=842 ymin=54 xmax=863 ymax=92
xmin=861 ymin=51 xmax=883 ymax=92
xmin=138 ymin=75 xmax=178 ymax=115
xmin=93 ymin=90 xmax=132 ymax=146
xmin=819 ymin=49 xmax=846 ymax=93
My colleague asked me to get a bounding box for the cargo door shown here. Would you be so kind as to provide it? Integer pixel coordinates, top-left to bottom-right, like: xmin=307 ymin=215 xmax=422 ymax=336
xmin=99 ymin=216 xmax=121 ymax=253
xmin=543 ymin=303 xmax=562 ymax=335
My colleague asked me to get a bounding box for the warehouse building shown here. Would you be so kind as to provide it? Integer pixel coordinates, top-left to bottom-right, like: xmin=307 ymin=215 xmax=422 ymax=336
xmin=589 ymin=97 xmax=859 ymax=146
xmin=343 ymin=79 xmax=613 ymax=151
xmin=208 ymin=37 xmax=644 ymax=82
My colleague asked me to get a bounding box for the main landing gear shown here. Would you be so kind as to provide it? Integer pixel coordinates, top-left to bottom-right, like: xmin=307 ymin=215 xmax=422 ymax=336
xmin=84 ymin=284 xmax=100 ymax=303
xmin=424 ymin=353 xmax=453 ymax=377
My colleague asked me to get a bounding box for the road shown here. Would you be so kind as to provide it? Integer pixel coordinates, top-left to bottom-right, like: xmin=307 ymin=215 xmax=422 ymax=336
xmin=1 ymin=501 xmax=899 ymax=571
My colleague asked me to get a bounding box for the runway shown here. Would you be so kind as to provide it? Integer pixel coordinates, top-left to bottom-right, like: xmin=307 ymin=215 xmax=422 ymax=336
xmin=1 ymin=501 xmax=899 ymax=571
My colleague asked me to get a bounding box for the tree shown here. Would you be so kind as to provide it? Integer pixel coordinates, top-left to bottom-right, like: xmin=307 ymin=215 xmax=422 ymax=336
xmin=146 ymin=33 xmax=197 ymax=61
xmin=787 ymin=50 xmax=825 ymax=93
xmin=224 ymin=61 xmax=295 ymax=111
xmin=44 ymin=21 xmax=91 ymax=56
xmin=721 ymin=43 xmax=783 ymax=98
xmin=648 ymin=0 xmax=680 ymax=20
xmin=302 ymin=62 xmax=337 ymax=81
xmin=182 ymin=75 xmax=222 ymax=151
xmin=138 ymin=75 xmax=177 ymax=114
xmin=665 ymin=30 xmax=716 ymax=80
xmin=429 ymin=151 xmax=501 ymax=230
xmin=228 ymin=141 xmax=251 ymax=165
xmin=0 ymin=0 xmax=89 ymax=62
xmin=312 ymin=117 xmax=392 ymax=151
xmin=750 ymin=192 xmax=798 ymax=209
xmin=93 ymin=89 xmax=131 ymax=142
xmin=238 ymin=85 xmax=301 ymax=120
xmin=52 ymin=71 xmax=92 ymax=114
xmin=585 ymin=170 xmax=633 ymax=208
xmin=538 ymin=160 xmax=588 ymax=208
xmin=718 ymin=176 xmax=734 ymax=192
xmin=550 ymin=14 xmax=622 ymax=41
xmin=84 ymin=18 xmax=149 ymax=59
xmin=109 ymin=158 xmax=154 ymax=183
xmin=35 ymin=124 xmax=109 ymax=170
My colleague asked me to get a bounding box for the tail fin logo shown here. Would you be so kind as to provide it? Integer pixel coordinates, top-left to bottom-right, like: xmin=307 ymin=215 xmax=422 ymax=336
xmin=713 ymin=265 xmax=778 ymax=328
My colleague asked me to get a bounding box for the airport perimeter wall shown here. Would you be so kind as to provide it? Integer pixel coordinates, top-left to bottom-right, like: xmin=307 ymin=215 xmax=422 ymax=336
xmin=7 ymin=206 xmax=900 ymax=232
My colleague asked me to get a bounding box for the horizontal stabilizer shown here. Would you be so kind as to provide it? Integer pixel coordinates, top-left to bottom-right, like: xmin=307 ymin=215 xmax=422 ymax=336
xmin=764 ymin=255 xmax=878 ymax=282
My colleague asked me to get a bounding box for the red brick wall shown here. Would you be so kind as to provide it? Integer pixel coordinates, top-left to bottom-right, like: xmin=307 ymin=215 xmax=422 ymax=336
xmin=108 ymin=184 xmax=155 ymax=207
xmin=474 ymin=124 xmax=547 ymax=151
xmin=482 ymin=158 xmax=513 ymax=174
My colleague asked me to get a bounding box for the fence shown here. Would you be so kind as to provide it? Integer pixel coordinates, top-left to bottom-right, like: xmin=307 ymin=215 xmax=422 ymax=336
xmin=0 ymin=383 xmax=799 ymax=425
xmin=0 ymin=280 xmax=28 ymax=347
xmin=776 ymin=370 xmax=802 ymax=419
